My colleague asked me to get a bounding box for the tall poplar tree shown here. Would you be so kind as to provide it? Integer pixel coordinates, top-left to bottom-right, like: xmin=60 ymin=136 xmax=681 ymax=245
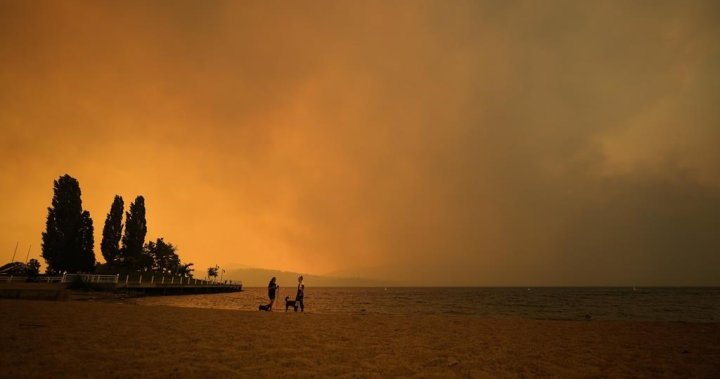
xmin=76 ymin=210 xmax=95 ymax=272
xmin=101 ymin=195 xmax=124 ymax=266
xmin=121 ymin=195 xmax=147 ymax=270
xmin=41 ymin=175 xmax=96 ymax=273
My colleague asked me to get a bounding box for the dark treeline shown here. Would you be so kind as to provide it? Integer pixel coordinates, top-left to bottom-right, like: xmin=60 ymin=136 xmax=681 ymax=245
xmin=41 ymin=174 xmax=194 ymax=277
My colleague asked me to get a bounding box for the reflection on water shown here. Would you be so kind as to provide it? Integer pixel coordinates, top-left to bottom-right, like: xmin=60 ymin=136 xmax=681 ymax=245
xmin=133 ymin=287 xmax=720 ymax=322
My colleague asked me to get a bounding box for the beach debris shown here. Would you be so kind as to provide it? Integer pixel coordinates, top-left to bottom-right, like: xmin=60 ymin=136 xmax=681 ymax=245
xmin=585 ymin=314 xmax=592 ymax=321
xmin=448 ymin=358 xmax=460 ymax=367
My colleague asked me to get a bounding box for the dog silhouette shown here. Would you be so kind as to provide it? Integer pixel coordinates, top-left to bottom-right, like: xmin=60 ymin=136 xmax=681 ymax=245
xmin=284 ymin=296 xmax=299 ymax=312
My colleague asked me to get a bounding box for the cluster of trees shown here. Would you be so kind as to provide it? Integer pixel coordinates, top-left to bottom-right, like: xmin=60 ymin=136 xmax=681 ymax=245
xmin=41 ymin=174 xmax=193 ymax=277
xmin=98 ymin=195 xmax=193 ymax=276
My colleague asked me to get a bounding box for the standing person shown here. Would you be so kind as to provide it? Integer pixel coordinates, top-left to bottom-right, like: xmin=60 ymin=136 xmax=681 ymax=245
xmin=267 ymin=277 xmax=279 ymax=311
xmin=296 ymin=275 xmax=305 ymax=312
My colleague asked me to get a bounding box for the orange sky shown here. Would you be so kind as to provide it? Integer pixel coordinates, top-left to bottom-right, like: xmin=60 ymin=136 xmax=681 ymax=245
xmin=1 ymin=0 xmax=719 ymax=285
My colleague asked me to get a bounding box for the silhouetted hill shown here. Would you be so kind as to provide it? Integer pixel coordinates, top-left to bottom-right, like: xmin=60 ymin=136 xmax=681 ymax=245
xmin=224 ymin=267 xmax=397 ymax=287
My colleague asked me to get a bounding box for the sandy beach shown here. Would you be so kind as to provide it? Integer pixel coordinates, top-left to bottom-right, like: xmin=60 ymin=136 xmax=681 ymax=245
xmin=1 ymin=299 xmax=718 ymax=378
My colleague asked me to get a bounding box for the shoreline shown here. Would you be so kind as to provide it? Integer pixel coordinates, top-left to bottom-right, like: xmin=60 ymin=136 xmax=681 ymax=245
xmin=2 ymin=299 xmax=720 ymax=378
xmin=3 ymin=284 xmax=719 ymax=322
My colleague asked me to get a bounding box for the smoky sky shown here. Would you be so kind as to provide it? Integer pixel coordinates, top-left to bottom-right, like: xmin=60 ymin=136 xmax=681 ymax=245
xmin=1 ymin=0 xmax=719 ymax=285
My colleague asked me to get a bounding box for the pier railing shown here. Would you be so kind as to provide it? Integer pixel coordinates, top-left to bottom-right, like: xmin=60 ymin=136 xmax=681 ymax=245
xmin=62 ymin=273 xmax=120 ymax=284
xmin=1 ymin=273 xmax=242 ymax=290
xmin=0 ymin=276 xmax=63 ymax=283
xmin=117 ymin=273 xmax=241 ymax=287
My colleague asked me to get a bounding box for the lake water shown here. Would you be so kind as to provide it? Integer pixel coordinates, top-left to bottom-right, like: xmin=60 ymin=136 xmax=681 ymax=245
xmin=133 ymin=287 xmax=720 ymax=322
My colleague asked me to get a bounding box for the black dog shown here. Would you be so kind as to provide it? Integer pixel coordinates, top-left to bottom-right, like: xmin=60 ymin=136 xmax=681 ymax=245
xmin=284 ymin=296 xmax=299 ymax=312
xmin=259 ymin=304 xmax=271 ymax=311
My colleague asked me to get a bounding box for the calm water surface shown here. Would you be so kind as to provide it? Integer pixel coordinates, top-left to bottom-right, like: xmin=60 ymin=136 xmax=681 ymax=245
xmin=133 ymin=287 xmax=720 ymax=322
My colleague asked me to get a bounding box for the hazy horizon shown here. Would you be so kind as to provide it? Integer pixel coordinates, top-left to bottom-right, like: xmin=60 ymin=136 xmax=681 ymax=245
xmin=225 ymin=267 xmax=720 ymax=288
xmin=1 ymin=0 xmax=719 ymax=286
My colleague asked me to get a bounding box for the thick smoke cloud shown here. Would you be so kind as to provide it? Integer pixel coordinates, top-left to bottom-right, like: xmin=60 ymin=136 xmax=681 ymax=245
xmin=1 ymin=0 xmax=718 ymax=285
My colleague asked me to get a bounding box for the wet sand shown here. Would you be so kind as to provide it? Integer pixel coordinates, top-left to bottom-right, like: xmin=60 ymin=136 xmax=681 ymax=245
xmin=1 ymin=299 xmax=719 ymax=378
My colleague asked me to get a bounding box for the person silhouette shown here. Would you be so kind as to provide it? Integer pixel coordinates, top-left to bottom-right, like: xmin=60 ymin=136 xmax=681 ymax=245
xmin=266 ymin=277 xmax=279 ymax=311
xmin=296 ymin=276 xmax=305 ymax=312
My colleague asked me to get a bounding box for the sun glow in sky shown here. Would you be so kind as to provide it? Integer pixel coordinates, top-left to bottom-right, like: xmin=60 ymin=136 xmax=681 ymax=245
xmin=1 ymin=0 xmax=719 ymax=285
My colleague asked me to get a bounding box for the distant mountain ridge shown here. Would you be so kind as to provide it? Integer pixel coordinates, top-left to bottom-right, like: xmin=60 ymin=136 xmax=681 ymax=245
xmin=224 ymin=267 xmax=397 ymax=287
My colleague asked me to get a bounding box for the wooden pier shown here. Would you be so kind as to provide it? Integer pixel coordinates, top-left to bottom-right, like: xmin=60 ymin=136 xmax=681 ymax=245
xmin=69 ymin=273 xmax=242 ymax=295
xmin=1 ymin=273 xmax=242 ymax=298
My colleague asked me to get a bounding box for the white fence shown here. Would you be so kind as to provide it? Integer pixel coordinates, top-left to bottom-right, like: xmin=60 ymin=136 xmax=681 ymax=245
xmin=0 ymin=276 xmax=63 ymax=283
xmin=1 ymin=274 xmax=241 ymax=287
xmin=62 ymin=274 xmax=119 ymax=284
xmin=118 ymin=275 xmax=241 ymax=287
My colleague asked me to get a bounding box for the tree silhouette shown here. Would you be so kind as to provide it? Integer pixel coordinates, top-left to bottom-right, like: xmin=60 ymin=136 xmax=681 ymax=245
xmin=76 ymin=210 xmax=95 ymax=272
xmin=101 ymin=195 xmax=124 ymax=266
xmin=177 ymin=262 xmax=194 ymax=278
xmin=143 ymin=238 xmax=194 ymax=277
xmin=121 ymin=196 xmax=147 ymax=271
xmin=41 ymin=175 xmax=96 ymax=273
xmin=145 ymin=238 xmax=180 ymax=275
xmin=42 ymin=208 xmax=62 ymax=274
xmin=26 ymin=259 xmax=41 ymax=277
xmin=207 ymin=265 xmax=219 ymax=279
